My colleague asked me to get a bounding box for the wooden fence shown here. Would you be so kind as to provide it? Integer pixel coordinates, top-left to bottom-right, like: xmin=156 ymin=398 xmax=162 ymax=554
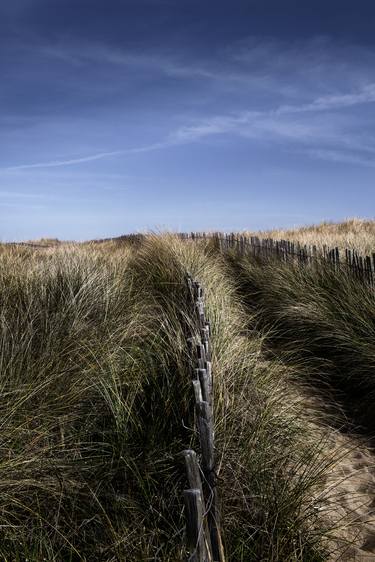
xmin=90 ymin=232 xmax=375 ymax=285
xmin=181 ymin=233 xmax=375 ymax=286
xmin=182 ymin=276 xmax=225 ymax=562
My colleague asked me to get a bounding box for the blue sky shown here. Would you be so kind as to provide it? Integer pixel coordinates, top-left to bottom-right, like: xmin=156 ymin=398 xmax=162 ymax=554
xmin=1 ymin=0 xmax=375 ymax=240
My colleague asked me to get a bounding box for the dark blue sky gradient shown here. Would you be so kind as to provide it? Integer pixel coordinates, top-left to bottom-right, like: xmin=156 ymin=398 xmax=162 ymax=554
xmin=1 ymin=0 xmax=375 ymax=240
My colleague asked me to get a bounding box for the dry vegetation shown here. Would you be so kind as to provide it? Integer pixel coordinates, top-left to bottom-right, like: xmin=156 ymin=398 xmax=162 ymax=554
xmin=0 ymin=221 xmax=375 ymax=560
xmin=247 ymin=218 xmax=375 ymax=254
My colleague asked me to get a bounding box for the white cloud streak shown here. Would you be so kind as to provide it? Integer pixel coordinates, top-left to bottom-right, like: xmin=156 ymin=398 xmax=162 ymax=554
xmin=0 ymin=190 xmax=46 ymax=198
xmin=4 ymin=83 xmax=375 ymax=171
xmin=303 ymin=149 xmax=375 ymax=168
xmin=6 ymin=151 xmax=123 ymax=171
xmin=167 ymin=83 xmax=375 ymax=168
xmin=4 ymin=142 xmax=168 ymax=171
xmin=277 ymin=84 xmax=375 ymax=114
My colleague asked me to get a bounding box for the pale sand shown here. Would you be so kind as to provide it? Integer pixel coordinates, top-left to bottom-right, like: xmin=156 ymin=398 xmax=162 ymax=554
xmin=318 ymin=434 xmax=375 ymax=561
xmin=291 ymin=386 xmax=375 ymax=560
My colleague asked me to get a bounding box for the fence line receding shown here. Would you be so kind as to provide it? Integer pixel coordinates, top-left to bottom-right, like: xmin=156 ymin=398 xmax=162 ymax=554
xmin=182 ymin=276 xmax=225 ymax=562
xmin=95 ymin=232 xmax=375 ymax=286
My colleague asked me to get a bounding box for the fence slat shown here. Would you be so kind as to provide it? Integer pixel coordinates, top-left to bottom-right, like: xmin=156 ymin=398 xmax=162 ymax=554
xmin=184 ymin=489 xmax=207 ymax=562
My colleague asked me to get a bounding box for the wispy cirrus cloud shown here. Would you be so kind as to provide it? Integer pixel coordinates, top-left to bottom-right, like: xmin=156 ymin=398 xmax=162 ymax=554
xmin=36 ymin=36 xmax=375 ymax=93
xmin=302 ymin=148 xmax=375 ymax=168
xmin=38 ymin=42 xmax=218 ymax=80
xmin=0 ymin=202 xmax=46 ymax=209
xmin=3 ymin=142 xmax=168 ymax=171
xmin=170 ymin=82 xmax=375 ymax=153
xmin=276 ymin=83 xmax=375 ymax=114
xmin=0 ymin=190 xmax=46 ymax=198
xmin=4 ymin=82 xmax=375 ymax=172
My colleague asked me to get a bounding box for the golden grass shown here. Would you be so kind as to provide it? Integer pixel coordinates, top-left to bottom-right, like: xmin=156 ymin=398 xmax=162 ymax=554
xmin=0 ymin=225 xmax=374 ymax=559
xmin=247 ymin=218 xmax=375 ymax=255
xmin=224 ymin=237 xmax=375 ymax=559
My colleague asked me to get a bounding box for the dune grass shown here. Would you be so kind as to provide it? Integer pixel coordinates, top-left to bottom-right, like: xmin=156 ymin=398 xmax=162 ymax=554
xmin=245 ymin=218 xmax=375 ymax=255
xmin=0 ymin=235 xmax=370 ymax=560
xmin=224 ymin=248 xmax=375 ymax=435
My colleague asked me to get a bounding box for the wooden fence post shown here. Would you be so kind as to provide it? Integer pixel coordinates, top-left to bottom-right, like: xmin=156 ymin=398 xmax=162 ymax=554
xmin=184 ymin=489 xmax=208 ymax=562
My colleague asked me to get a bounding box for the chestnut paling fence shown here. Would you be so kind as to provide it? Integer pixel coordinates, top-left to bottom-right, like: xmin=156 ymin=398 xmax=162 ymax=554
xmin=92 ymin=232 xmax=375 ymax=286
xmin=16 ymin=229 xmax=374 ymax=286
xmin=181 ymin=233 xmax=375 ymax=285
xmin=182 ymin=275 xmax=225 ymax=562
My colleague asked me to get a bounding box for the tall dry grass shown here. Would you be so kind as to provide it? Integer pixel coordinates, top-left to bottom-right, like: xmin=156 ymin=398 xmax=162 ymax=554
xmin=246 ymin=218 xmax=375 ymax=254
xmin=125 ymin=236 xmax=375 ymax=560
xmin=0 ymin=241 xmax=194 ymax=560
xmin=223 ymin=239 xmax=375 ymax=558
xmin=225 ymin=250 xmax=375 ymax=433
xmin=0 ymin=235 xmax=371 ymax=560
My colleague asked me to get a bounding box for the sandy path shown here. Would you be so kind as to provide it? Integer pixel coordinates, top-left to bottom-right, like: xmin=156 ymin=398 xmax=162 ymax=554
xmin=290 ymin=384 xmax=375 ymax=560
xmin=318 ymin=433 xmax=375 ymax=561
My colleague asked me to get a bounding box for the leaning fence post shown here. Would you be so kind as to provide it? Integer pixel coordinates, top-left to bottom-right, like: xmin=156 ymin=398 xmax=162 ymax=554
xmin=183 ymin=450 xmax=213 ymax=560
xmin=184 ymin=489 xmax=207 ymax=562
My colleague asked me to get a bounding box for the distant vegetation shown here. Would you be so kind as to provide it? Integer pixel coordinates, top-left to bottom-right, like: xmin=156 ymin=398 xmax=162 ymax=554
xmin=1 ymin=220 xmax=375 ymax=561
xmin=250 ymin=217 xmax=375 ymax=254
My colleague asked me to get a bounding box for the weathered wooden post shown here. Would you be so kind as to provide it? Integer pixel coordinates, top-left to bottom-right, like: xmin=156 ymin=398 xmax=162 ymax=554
xmin=367 ymin=255 xmax=374 ymax=286
xmin=184 ymin=489 xmax=208 ymax=562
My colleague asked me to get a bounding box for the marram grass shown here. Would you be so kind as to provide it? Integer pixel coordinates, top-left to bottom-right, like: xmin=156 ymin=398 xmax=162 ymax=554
xmin=0 ymin=235 xmax=372 ymax=560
